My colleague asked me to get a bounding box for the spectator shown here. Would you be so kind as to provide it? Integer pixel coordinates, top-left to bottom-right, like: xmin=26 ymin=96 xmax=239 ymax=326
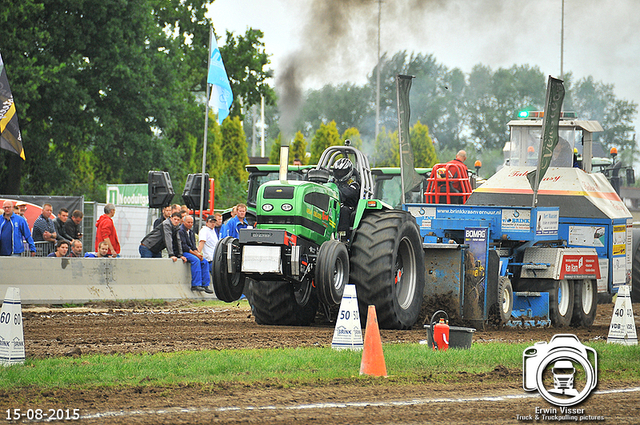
xmin=198 ymin=215 xmax=219 ymax=271
xmin=95 ymin=203 xmax=120 ymax=257
xmin=180 ymin=215 xmax=213 ymax=293
xmin=153 ymin=205 xmax=172 ymax=228
xmin=65 ymin=210 xmax=83 ymax=241
xmin=84 ymin=241 xmax=110 ymax=258
xmin=33 ymin=203 xmax=57 ymax=253
xmin=54 ymin=208 xmax=74 ymax=243
xmin=12 ymin=205 xmax=19 ymax=215
xmin=221 ymin=203 xmax=249 ymax=239
xmin=69 ymin=239 xmax=84 ymax=257
xmin=139 ymin=211 xmax=187 ymax=262
xmin=0 ymin=200 xmax=36 ymax=257
xmin=213 ymin=212 xmax=223 ymax=239
xmin=445 ymin=150 xmax=469 ymax=204
xmin=16 ymin=201 xmax=27 ymax=218
xmin=47 ymin=240 xmax=69 ymax=257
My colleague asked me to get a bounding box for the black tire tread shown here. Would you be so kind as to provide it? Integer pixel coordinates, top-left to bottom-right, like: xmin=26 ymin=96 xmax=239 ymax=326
xmin=549 ymin=279 xmax=574 ymax=327
xmin=248 ymin=280 xmax=318 ymax=326
xmin=571 ymin=279 xmax=597 ymax=327
xmin=349 ymin=210 xmax=425 ymax=330
xmin=317 ymin=240 xmax=349 ymax=306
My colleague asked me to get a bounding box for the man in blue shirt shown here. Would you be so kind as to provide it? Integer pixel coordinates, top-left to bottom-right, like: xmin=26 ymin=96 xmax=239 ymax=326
xmin=222 ymin=203 xmax=249 ymax=239
xmin=0 ymin=200 xmax=36 ymax=257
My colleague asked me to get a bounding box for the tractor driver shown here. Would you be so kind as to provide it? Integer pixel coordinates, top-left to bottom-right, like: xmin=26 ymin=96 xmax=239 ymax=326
xmin=332 ymin=158 xmax=360 ymax=235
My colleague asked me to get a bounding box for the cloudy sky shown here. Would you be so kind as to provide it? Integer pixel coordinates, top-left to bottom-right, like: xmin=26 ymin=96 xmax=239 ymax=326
xmin=209 ymin=0 xmax=640 ymax=134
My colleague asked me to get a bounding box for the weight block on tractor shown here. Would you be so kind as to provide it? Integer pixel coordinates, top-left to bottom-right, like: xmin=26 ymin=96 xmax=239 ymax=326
xmin=507 ymin=292 xmax=551 ymax=327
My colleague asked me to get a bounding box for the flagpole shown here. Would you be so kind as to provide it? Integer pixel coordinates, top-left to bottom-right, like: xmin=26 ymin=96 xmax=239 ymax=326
xmin=199 ymin=27 xmax=214 ymax=223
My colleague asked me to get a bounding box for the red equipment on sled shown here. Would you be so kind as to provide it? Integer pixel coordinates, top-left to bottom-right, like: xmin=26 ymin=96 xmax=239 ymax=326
xmin=425 ymin=162 xmax=472 ymax=204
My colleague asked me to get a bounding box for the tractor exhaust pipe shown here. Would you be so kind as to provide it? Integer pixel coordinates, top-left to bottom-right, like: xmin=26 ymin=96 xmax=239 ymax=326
xmin=279 ymin=143 xmax=289 ymax=181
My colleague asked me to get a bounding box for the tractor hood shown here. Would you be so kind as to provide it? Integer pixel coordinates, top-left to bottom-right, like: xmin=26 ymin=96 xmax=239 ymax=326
xmin=256 ymin=180 xmax=340 ymax=245
xmin=467 ymin=166 xmax=631 ymax=220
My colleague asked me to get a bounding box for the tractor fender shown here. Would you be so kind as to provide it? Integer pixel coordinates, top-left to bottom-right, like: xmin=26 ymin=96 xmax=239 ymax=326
xmin=351 ymin=198 xmax=392 ymax=230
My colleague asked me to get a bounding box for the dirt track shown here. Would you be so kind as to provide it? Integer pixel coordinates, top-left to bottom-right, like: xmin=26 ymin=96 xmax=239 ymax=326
xmin=4 ymin=301 xmax=639 ymax=424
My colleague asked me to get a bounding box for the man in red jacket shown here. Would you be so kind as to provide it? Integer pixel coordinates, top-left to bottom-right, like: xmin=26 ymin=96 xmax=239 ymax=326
xmin=95 ymin=203 xmax=120 ymax=257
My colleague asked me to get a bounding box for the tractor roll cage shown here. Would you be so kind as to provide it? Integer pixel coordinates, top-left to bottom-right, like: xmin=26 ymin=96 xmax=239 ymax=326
xmin=316 ymin=145 xmax=374 ymax=200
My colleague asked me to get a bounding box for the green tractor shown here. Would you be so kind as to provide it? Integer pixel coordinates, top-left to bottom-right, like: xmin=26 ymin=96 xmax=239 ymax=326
xmin=212 ymin=141 xmax=426 ymax=329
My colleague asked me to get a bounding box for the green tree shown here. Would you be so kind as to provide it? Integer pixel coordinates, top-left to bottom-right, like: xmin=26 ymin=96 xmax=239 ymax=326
xmin=565 ymin=75 xmax=638 ymax=163
xmin=465 ymin=64 xmax=546 ymax=150
xmin=195 ymin=110 xmax=223 ymax=182
xmin=220 ymin=116 xmax=249 ymax=183
xmin=219 ymin=28 xmax=276 ymax=119
xmin=410 ymin=121 xmax=437 ymax=167
xmin=268 ymin=133 xmax=282 ymax=164
xmin=341 ymin=128 xmax=363 ymax=150
xmin=289 ymin=131 xmax=307 ymax=164
xmin=297 ymin=83 xmax=372 ymax=139
xmin=374 ymin=127 xmax=399 ymax=167
xmin=0 ymin=0 xmax=209 ymax=197
xmin=310 ymin=121 xmax=342 ymax=164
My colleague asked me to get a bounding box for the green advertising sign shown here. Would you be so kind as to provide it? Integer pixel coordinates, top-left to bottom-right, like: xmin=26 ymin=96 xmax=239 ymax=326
xmin=106 ymin=184 xmax=149 ymax=206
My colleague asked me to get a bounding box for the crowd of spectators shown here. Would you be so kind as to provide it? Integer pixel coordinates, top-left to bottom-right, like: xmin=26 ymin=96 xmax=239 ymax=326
xmin=0 ymin=199 xmax=246 ymax=295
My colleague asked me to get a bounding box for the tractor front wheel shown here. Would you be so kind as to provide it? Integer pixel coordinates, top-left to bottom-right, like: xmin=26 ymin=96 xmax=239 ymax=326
xmin=316 ymin=239 xmax=349 ymax=306
xmin=211 ymin=237 xmax=245 ymax=302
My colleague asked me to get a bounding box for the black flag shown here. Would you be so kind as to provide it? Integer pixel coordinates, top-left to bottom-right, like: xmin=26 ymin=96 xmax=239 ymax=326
xmin=396 ymin=74 xmax=422 ymax=202
xmin=526 ymin=76 xmax=565 ymax=192
xmin=0 ymin=53 xmax=25 ymax=160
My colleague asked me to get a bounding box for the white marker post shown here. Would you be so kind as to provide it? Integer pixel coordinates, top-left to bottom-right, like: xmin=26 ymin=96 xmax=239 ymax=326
xmin=331 ymin=284 xmax=363 ymax=350
xmin=607 ymin=285 xmax=637 ymax=346
xmin=0 ymin=287 xmax=25 ymax=366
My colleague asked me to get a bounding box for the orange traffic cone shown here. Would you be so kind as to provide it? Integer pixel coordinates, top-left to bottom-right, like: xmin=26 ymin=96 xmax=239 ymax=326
xmin=359 ymin=305 xmax=387 ymax=377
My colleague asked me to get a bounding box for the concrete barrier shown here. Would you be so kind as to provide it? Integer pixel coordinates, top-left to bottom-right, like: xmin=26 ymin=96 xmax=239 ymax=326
xmin=0 ymin=258 xmax=214 ymax=304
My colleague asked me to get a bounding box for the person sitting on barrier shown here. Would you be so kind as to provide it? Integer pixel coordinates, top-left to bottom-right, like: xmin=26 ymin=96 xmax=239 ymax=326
xmin=69 ymin=239 xmax=84 ymax=257
xmin=47 ymin=240 xmax=69 ymax=257
xmin=198 ymin=215 xmax=219 ymax=274
xmin=332 ymin=158 xmax=360 ymax=234
xmin=180 ymin=215 xmax=213 ymax=294
xmin=84 ymin=241 xmax=110 ymax=258
xmin=139 ymin=211 xmax=187 ymax=263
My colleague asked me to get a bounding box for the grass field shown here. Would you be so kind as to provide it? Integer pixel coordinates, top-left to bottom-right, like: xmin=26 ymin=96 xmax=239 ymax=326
xmin=2 ymin=341 xmax=639 ymax=390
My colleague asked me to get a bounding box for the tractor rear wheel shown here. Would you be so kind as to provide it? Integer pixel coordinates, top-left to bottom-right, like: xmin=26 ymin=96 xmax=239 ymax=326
xmin=316 ymin=239 xmax=349 ymax=306
xmin=211 ymin=237 xmax=245 ymax=302
xmin=248 ymin=280 xmax=318 ymax=326
xmin=350 ymin=210 xmax=425 ymax=330
xmin=549 ymin=279 xmax=574 ymax=327
xmin=571 ymin=279 xmax=597 ymax=327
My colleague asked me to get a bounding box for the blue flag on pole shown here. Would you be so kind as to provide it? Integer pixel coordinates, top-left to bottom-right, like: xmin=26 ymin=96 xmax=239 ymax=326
xmin=207 ymin=32 xmax=233 ymax=124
